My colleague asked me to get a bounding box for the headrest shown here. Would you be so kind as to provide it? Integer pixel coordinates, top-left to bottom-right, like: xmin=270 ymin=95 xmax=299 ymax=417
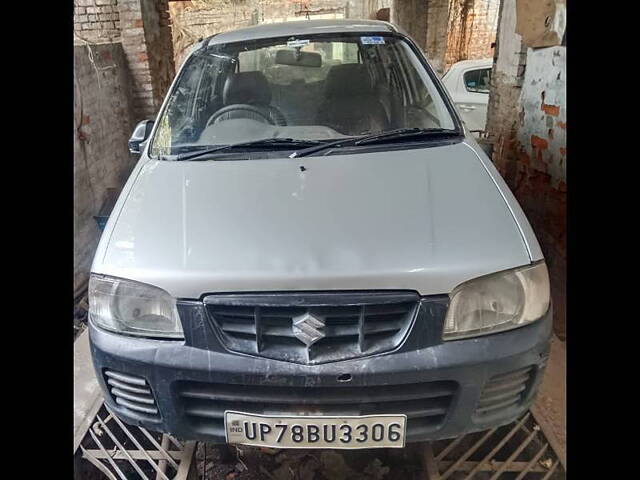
xmin=324 ymin=64 xmax=373 ymax=98
xmin=223 ymin=71 xmax=272 ymax=106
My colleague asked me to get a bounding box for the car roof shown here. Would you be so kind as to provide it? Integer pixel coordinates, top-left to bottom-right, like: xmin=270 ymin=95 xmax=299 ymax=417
xmin=448 ymin=58 xmax=493 ymax=70
xmin=206 ymin=19 xmax=399 ymax=45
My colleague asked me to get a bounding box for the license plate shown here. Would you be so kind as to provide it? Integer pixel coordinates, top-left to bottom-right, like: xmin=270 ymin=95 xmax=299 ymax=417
xmin=224 ymin=411 xmax=407 ymax=449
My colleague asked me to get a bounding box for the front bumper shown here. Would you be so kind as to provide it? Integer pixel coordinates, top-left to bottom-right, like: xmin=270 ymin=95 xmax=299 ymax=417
xmin=89 ymin=309 xmax=551 ymax=444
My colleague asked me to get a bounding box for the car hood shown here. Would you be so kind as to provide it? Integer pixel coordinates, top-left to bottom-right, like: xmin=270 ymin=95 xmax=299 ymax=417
xmin=94 ymin=141 xmax=531 ymax=298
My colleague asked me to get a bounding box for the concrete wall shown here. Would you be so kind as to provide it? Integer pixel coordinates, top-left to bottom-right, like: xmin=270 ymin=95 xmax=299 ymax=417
xmin=511 ymin=46 xmax=566 ymax=339
xmin=74 ymin=43 xmax=137 ymax=294
xmin=485 ymin=0 xmax=527 ymax=144
xmin=486 ymin=0 xmax=566 ymax=338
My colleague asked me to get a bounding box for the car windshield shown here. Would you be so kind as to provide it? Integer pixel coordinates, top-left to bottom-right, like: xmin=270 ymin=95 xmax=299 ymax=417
xmin=150 ymin=33 xmax=457 ymax=157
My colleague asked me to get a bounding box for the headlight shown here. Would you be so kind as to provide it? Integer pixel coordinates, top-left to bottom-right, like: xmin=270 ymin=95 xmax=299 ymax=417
xmin=443 ymin=262 xmax=550 ymax=340
xmin=89 ymin=274 xmax=183 ymax=339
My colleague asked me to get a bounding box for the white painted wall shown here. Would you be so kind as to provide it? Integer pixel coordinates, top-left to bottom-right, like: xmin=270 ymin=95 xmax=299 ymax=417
xmin=494 ymin=0 xmax=522 ymax=82
xmin=518 ymin=46 xmax=566 ymax=185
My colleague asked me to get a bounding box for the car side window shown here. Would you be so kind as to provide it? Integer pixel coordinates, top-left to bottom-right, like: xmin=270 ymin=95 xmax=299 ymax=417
xmin=463 ymin=68 xmax=491 ymax=93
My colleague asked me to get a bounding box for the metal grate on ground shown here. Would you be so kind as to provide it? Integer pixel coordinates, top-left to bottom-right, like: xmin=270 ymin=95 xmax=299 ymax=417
xmin=422 ymin=412 xmax=565 ymax=480
xmin=78 ymin=404 xmax=197 ymax=480
xmin=76 ymin=409 xmax=564 ymax=480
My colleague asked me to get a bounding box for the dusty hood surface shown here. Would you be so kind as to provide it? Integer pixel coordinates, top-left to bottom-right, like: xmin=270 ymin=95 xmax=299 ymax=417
xmin=94 ymin=141 xmax=531 ymax=298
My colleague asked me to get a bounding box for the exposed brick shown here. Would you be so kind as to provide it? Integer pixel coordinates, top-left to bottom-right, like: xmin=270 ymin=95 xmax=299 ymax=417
xmin=121 ymin=27 xmax=144 ymax=36
xmin=530 ymin=135 xmax=548 ymax=150
xmin=133 ymin=90 xmax=154 ymax=99
xmin=541 ymin=103 xmax=560 ymax=116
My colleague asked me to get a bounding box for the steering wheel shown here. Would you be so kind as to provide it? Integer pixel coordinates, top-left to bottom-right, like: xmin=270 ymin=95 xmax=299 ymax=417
xmin=206 ymin=104 xmax=276 ymax=128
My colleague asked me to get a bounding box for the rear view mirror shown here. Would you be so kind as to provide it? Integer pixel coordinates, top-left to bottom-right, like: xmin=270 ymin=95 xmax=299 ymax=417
xmin=275 ymin=49 xmax=322 ymax=68
xmin=128 ymin=119 xmax=154 ymax=154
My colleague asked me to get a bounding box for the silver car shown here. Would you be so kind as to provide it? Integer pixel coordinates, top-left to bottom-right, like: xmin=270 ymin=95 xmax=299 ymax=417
xmin=88 ymin=19 xmax=551 ymax=449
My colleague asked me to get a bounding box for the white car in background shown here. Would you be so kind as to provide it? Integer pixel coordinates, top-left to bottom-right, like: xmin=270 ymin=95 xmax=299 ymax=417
xmin=442 ymin=58 xmax=493 ymax=133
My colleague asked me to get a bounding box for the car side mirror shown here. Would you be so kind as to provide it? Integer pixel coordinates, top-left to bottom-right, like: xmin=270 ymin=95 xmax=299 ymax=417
xmin=128 ymin=120 xmax=154 ymax=154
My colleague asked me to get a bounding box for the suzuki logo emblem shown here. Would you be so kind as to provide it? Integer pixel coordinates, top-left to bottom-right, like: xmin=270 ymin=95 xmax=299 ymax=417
xmin=292 ymin=312 xmax=325 ymax=347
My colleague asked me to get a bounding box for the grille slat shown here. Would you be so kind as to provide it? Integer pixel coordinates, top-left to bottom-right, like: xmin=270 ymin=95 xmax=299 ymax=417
xmin=106 ymin=378 xmax=152 ymax=395
xmin=220 ymin=322 xmax=257 ymax=335
xmin=104 ymin=369 xmax=159 ymax=420
xmin=480 ymin=383 xmax=527 ymax=402
xmin=475 ymin=396 xmax=521 ymax=414
xmin=205 ymin=292 xmax=419 ymax=364
xmin=262 ymin=325 xmax=295 ymax=337
xmin=363 ymin=321 xmax=404 ymax=334
xmin=482 ymin=375 xmax=531 ymax=394
xmin=110 ymin=388 xmax=156 ymax=405
xmin=105 ymin=370 xmax=147 ymax=386
xmin=179 ymin=381 xmax=456 ymax=405
xmin=115 ymin=397 xmax=159 ymax=415
xmin=177 ymin=379 xmax=457 ymax=436
xmin=183 ymin=399 xmax=449 ymax=420
xmin=474 ymin=366 xmax=534 ymax=419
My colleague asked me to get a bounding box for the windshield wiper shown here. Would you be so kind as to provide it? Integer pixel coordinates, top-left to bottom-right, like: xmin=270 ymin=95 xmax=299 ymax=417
xmin=289 ymin=128 xmax=459 ymax=158
xmin=175 ymin=138 xmax=323 ymax=161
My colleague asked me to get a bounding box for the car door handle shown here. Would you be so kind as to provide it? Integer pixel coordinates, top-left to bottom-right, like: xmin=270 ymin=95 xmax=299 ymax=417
xmin=459 ymin=104 xmax=476 ymax=111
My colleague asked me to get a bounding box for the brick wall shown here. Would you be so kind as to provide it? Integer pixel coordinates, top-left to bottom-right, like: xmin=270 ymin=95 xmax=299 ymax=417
xmin=74 ymin=43 xmax=137 ymax=294
xmin=445 ymin=0 xmax=499 ymax=68
xmin=391 ymin=0 xmax=498 ymax=76
xmin=74 ymin=0 xmax=121 ymax=44
xmin=169 ymin=0 xmax=388 ymax=69
xmin=391 ymin=0 xmax=428 ymax=52
xmin=486 ymin=0 xmax=566 ymax=339
xmin=74 ymin=0 xmax=176 ymax=120
xmin=424 ymin=0 xmax=450 ymax=75
xmin=120 ymin=0 xmax=176 ymax=120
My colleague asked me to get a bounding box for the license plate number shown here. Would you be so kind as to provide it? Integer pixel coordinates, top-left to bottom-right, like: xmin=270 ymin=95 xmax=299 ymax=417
xmin=224 ymin=411 xmax=407 ymax=449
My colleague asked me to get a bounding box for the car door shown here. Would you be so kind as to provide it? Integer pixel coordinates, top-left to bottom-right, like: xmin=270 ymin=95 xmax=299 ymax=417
xmin=454 ymin=67 xmax=491 ymax=132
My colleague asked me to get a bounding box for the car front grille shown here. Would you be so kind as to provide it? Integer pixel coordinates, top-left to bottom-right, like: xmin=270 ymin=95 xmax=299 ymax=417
xmin=204 ymin=291 xmax=420 ymax=364
xmin=474 ymin=366 xmax=534 ymax=419
xmin=176 ymin=379 xmax=458 ymax=441
xmin=104 ymin=370 xmax=159 ymax=419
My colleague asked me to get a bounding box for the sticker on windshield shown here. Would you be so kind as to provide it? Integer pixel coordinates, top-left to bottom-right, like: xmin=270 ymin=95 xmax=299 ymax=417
xmin=360 ymin=36 xmax=385 ymax=45
xmin=287 ymin=39 xmax=310 ymax=48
